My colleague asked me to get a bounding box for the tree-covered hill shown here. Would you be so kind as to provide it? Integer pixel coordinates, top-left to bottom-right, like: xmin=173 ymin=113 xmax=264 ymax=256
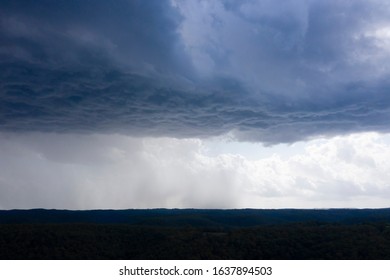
xmin=2 ymin=208 xmax=390 ymax=259
xmin=1 ymin=222 xmax=390 ymax=259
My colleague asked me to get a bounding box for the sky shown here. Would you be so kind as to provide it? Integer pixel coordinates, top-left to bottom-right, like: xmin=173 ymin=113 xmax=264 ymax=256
xmin=1 ymin=0 xmax=390 ymax=209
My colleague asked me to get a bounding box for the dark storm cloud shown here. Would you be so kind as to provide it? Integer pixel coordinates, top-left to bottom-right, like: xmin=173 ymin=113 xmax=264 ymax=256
xmin=0 ymin=0 xmax=188 ymax=71
xmin=1 ymin=0 xmax=390 ymax=144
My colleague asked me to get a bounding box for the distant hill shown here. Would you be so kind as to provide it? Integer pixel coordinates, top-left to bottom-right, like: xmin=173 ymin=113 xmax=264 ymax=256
xmin=1 ymin=208 xmax=390 ymax=227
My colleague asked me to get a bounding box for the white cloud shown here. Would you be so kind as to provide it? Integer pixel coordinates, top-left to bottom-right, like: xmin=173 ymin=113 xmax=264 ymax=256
xmin=1 ymin=132 xmax=390 ymax=209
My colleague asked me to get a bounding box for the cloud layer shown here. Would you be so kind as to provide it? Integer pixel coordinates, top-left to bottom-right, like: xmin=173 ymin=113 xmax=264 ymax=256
xmin=1 ymin=0 xmax=390 ymax=143
xmin=1 ymin=132 xmax=390 ymax=209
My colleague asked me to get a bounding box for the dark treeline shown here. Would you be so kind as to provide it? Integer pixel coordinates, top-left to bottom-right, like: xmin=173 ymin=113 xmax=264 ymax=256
xmin=1 ymin=209 xmax=390 ymax=259
xmin=2 ymin=208 xmax=390 ymax=226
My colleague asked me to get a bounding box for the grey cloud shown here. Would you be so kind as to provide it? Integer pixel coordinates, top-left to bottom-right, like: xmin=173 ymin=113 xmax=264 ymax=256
xmin=0 ymin=133 xmax=241 ymax=209
xmin=2 ymin=132 xmax=390 ymax=209
xmin=1 ymin=0 xmax=390 ymax=144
